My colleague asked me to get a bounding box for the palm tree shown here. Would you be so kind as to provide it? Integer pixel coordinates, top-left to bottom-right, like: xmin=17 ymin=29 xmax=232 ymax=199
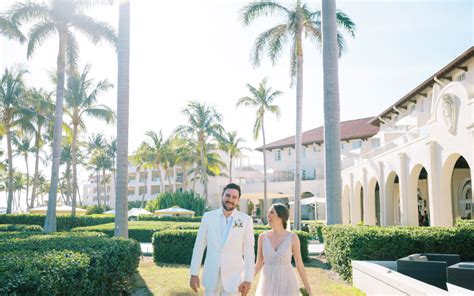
xmin=0 ymin=15 xmax=26 ymax=42
xmin=129 ymin=142 xmax=154 ymax=208
xmin=87 ymin=133 xmax=106 ymax=207
xmin=174 ymin=136 xmax=197 ymax=190
xmin=65 ymin=64 xmax=115 ymax=216
xmin=188 ymin=143 xmax=228 ymax=190
xmin=27 ymin=88 xmax=54 ymax=209
xmin=176 ymin=101 xmax=224 ymax=202
xmin=8 ymin=0 xmax=117 ymax=232
xmin=60 ymin=141 xmax=73 ymax=205
xmin=240 ymin=0 xmax=355 ymax=229
xmin=115 ymin=0 xmax=130 ymax=238
xmin=219 ymin=131 xmax=249 ymax=182
xmin=0 ymin=66 xmax=31 ymax=214
xmin=237 ymin=78 xmax=281 ymax=220
xmin=322 ymin=0 xmax=344 ymax=224
xmin=12 ymin=134 xmax=34 ymax=209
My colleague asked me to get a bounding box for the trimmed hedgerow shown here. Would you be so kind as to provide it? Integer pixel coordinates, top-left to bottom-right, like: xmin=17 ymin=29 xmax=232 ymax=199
xmin=0 ymin=214 xmax=115 ymax=231
xmin=456 ymin=219 xmax=474 ymax=228
xmin=323 ymin=225 xmax=474 ymax=282
xmin=0 ymin=231 xmax=141 ymax=295
xmin=0 ymin=250 xmax=91 ymax=295
xmin=0 ymin=224 xmax=43 ymax=232
xmin=138 ymin=215 xmax=203 ymax=222
xmin=72 ymin=221 xmax=201 ymax=242
xmin=304 ymin=221 xmax=326 ymax=242
xmin=152 ymin=229 xmax=311 ymax=265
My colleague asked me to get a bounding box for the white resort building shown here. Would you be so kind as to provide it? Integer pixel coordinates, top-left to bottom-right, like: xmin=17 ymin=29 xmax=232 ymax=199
xmin=341 ymin=46 xmax=473 ymax=227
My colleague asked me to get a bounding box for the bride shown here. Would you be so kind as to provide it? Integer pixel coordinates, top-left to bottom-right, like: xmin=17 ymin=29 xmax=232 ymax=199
xmin=255 ymin=203 xmax=312 ymax=296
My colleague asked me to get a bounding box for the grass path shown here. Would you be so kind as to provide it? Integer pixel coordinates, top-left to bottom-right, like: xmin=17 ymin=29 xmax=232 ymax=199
xmin=133 ymin=256 xmax=364 ymax=296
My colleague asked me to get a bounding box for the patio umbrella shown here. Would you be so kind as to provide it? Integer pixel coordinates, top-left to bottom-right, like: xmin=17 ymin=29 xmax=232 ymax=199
xmin=29 ymin=204 xmax=87 ymax=216
xmin=154 ymin=206 xmax=195 ymax=217
xmin=128 ymin=208 xmax=152 ymax=217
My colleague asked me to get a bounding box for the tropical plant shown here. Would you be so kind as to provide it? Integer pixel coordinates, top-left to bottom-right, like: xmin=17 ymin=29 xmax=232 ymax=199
xmin=240 ymin=0 xmax=355 ymax=229
xmin=237 ymin=78 xmax=281 ymax=219
xmin=175 ymin=101 xmax=224 ymax=202
xmin=12 ymin=134 xmax=34 ymax=209
xmin=28 ymin=88 xmax=54 ymax=209
xmin=60 ymin=141 xmax=73 ymax=205
xmin=115 ymin=0 xmax=130 ymax=238
xmin=65 ymin=64 xmax=115 ymax=216
xmin=129 ymin=139 xmax=156 ymax=209
xmin=0 ymin=66 xmax=31 ymax=214
xmin=7 ymin=0 xmax=117 ymax=232
xmin=87 ymin=133 xmax=107 ymax=208
xmin=219 ymin=130 xmax=249 ymax=182
xmin=0 ymin=14 xmax=25 ymax=42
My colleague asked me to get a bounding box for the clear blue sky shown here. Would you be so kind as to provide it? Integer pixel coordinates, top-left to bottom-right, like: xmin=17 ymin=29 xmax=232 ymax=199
xmin=0 ymin=0 xmax=472 ymax=196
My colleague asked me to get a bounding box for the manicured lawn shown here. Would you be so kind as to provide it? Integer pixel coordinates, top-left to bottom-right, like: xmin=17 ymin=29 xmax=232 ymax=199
xmin=132 ymin=256 xmax=364 ymax=296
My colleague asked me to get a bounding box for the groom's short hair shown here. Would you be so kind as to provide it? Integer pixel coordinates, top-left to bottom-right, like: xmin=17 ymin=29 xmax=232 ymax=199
xmin=222 ymin=183 xmax=241 ymax=197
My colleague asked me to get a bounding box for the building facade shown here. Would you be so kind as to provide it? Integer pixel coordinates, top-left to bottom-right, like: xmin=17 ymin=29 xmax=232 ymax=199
xmin=341 ymin=47 xmax=473 ymax=227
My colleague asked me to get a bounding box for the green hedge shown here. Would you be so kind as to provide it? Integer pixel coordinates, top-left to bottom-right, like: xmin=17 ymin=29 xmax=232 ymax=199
xmin=152 ymin=229 xmax=311 ymax=265
xmin=304 ymin=221 xmax=326 ymax=242
xmin=323 ymin=225 xmax=474 ymax=282
xmin=0 ymin=214 xmax=115 ymax=231
xmin=456 ymin=219 xmax=474 ymax=228
xmin=0 ymin=224 xmax=43 ymax=232
xmin=0 ymin=231 xmax=141 ymax=295
xmin=138 ymin=215 xmax=203 ymax=222
xmin=72 ymin=221 xmax=201 ymax=242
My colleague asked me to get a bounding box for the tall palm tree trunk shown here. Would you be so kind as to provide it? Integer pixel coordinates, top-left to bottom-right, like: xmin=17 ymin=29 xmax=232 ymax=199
xmin=30 ymin=127 xmax=41 ymax=208
xmin=96 ymin=171 xmax=100 ymax=207
xmin=6 ymin=123 xmax=14 ymax=214
xmin=102 ymin=169 xmax=107 ymax=210
xmin=71 ymin=123 xmax=78 ymax=216
xmin=261 ymin=121 xmax=268 ymax=221
xmin=24 ymin=154 xmax=30 ymax=210
xmin=44 ymin=29 xmax=67 ymax=233
xmin=115 ymin=0 xmax=130 ymax=238
xmin=65 ymin=163 xmax=72 ymax=205
xmin=199 ymin=139 xmax=208 ymax=201
xmin=140 ymin=177 xmax=146 ymax=208
xmin=322 ymin=0 xmax=342 ymax=225
xmin=229 ymin=155 xmax=233 ymax=182
xmin=294 ymin=35 xmax=303 ymax=230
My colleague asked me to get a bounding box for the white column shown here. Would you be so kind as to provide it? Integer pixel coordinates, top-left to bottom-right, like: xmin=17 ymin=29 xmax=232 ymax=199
xmin=426 ymin=140 xmax=451 ymax=226
xmin=349 ymin=173 xmax=356 ymax=224
xmin=146 ymin=169 xmax=152 ymax=198
xmin=134 ymin=171 xmax=139 ymax=196
xmin=362 ymin=168 xmax=371 ymax=224
xmin=398 ymin=152 xmax=409 ymax=226
xmin=378 ymin=161 xmax=387 ymax=226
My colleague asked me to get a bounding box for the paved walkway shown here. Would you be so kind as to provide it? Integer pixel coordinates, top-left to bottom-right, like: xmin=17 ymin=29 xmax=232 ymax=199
xmin=141 ymin=242 xmax=324 ymax=256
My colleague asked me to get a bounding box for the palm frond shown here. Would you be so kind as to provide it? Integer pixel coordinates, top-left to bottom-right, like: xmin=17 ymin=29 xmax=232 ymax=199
xmin=66 ymin=30 xmax=79 ymax=69
xmin=240 ymin=1 xmax=289 ymax=26
xmin=336 ymin=10 xmax=356 ymax=38
xmin=72 ymin=14 xmax=117 ymax=49
xmin=0 ymin=16 xmax=26 ymax=43
xmin=252 ymin=24 xmax=288 ymax=67
xmin=83 ymin=106 xmax=116 ymax=124
xmin=8 ymin=2 xmax=49 ymax=24
xmin=27 ymin=21 xmax=56 ymax=59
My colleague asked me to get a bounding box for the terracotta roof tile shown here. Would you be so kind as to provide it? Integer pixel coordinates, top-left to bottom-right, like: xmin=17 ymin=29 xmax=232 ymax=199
xmin=256 ymin=117 xmax=379 ymax=151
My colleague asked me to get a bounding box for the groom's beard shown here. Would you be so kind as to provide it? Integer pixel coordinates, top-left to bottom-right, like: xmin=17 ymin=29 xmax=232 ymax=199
xmin=222 ymin=201 xmax=236 ymax=211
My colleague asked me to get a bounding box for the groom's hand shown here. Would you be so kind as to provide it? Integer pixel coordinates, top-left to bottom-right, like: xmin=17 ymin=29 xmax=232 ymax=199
xmin=238 ymin=281 xmax=251 ymax=296
xmin=190 ymin=275 xmax=200 ymax=293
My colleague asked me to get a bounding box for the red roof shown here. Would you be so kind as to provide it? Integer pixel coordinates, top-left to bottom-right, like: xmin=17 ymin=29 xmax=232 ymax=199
xmin=256 ymin=117 xmax=379 ymax=151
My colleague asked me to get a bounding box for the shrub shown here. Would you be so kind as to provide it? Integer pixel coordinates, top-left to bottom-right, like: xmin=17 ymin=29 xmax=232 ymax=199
xmin=0 ymin=231 xmax=141 ymax=295
xmin=456 ymin=219 xmax=474 ymax=228
xmin=138 ymin=215 xmax=203 ymax=222
xmin=152 ymin=229 xmax=311 ymax=264
xmin=85 ymin=205 xmax=104 ymax=215
xmin=145 ymin=191 xmax=206 ymax=216
xmin=0 ymin=214 xmax=114 ymax=231
xmin=72 ymin=221 xmax=201 ymax=242
xmin=304 ymin=221 xmax=326 ymax=242
xmin=0 ymin=224 xmax=43 ymax=232
xmin=323 ymin=225 xmax=474 ymax=282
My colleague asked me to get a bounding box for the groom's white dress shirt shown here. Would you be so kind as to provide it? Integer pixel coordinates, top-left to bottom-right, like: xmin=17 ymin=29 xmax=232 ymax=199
xmin=190 ymin=208 xmax=255 ymax=294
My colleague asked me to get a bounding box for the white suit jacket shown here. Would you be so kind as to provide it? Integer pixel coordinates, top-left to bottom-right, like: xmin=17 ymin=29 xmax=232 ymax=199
xmin=190 ymin=209 xmax=255 ymax=292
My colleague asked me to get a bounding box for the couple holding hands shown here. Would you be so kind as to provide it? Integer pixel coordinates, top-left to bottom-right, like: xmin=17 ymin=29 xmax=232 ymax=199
xmin=190 ymin=183 xmax=312 ymax=296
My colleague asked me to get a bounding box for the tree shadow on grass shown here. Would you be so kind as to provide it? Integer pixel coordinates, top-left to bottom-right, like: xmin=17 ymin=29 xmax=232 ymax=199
xmin=131 ymin=272 xmax=153 ymax=296
xmin=305 ymin=256 xmax=331 ymax=270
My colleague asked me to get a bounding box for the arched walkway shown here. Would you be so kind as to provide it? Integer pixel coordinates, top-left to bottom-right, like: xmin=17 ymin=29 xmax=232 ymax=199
xmin=386 ymin=172 xmax=401 ymax=225
xmin=354 ymin=181 xmax=363 ymax=224
xmin=409 ymin=165 xmax=430 ymax=226
xmin=367 ymin=177 xmax=379 ymax=225
xmin=342 ymin=185 xmax=351 ymax=224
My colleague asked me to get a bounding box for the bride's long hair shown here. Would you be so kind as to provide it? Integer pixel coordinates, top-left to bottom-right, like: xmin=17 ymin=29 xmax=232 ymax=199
xmin=271 ymin=203 xmax=289 ymax=229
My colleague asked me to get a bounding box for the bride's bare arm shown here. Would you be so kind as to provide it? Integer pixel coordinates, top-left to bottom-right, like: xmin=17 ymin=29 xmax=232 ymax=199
xmin=292 ymin=234 xmax=312 ymax=295
xmin=254 ymin=233 xmax=265 ymax=276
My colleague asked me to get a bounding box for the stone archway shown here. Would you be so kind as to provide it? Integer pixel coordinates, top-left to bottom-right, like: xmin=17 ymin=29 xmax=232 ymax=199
xmin=441 ymin=155 xmax=472 ymax=224
xmin=367 ymin=177 xmax=379 ymax=225
xmin=386 ymin=172 xmax=401 ymax=225
xmin=409 ymin=165 xmax=430 ymax=226
xmin=354 ymin=181 xmax=363 ymax=224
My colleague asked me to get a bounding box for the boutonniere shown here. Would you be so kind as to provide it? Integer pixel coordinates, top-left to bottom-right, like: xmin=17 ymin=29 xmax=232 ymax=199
xmin=233 ymin=219 xmax=243 ymax=228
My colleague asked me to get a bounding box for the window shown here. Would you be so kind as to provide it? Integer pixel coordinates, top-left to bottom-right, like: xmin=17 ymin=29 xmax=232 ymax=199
xmin=313 ymin=145 xmax=317 ymax=152
xmin=288 ymin=148 xmax=292 ymax=156
xmin=341 ymin=143 xmax=345 ymax=150
xmin=456 ymin=72 xmax=466 ymax=81
xmin=352 ymin=140 xmax=362 ymax=150
xmin=302 ymin=147 xmax=306 ymax=159
xmin=371 ymin=138 xmax=381 ymax=149
xmin=275 ymin=149 xmax=282 ymax=161
xmin=302 ymin=169 xmax=306 ymax=180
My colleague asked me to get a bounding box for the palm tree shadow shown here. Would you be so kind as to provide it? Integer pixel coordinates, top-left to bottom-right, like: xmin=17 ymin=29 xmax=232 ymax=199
xmin=305 ymin=257 xmax=331 ymax=270
xmin=131 ymin=272 xmax=153 ymax=296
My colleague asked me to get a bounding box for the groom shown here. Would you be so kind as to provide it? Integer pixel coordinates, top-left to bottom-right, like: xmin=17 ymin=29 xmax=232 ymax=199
xmin=190 ymin=183 xmax=255 ymax=295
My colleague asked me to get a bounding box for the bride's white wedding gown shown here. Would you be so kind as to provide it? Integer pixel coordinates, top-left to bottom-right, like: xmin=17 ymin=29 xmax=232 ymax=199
xmin=255 ymin=232 xmax=300 ymax=296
